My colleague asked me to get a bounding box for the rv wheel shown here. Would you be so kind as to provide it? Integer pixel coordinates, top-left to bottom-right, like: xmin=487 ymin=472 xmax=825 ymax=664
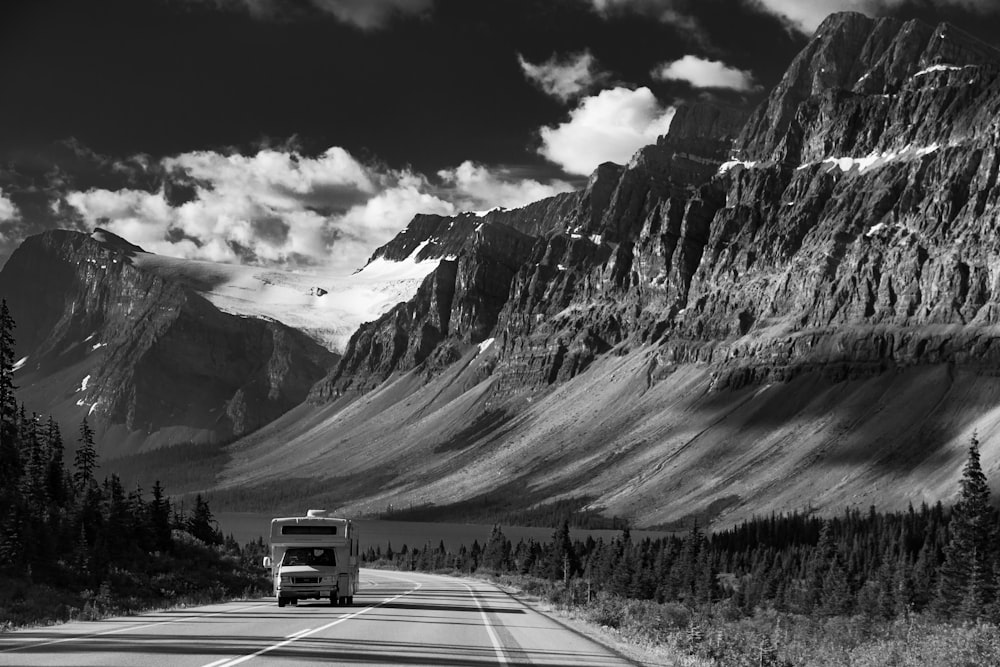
xmin=347 ymin=596 xmax=354 ymax=605
xmin=278 ymin=597 xmax=287 ymax=608
xmin=329 ymin=593 xmax=337 ymax=606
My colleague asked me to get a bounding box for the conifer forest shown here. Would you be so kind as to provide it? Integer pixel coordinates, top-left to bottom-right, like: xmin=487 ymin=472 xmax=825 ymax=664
xmin=0 ymin=301 xmax=267 ymax=627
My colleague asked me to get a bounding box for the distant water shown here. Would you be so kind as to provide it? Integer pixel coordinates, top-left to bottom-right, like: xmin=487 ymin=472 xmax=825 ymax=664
xmin=216 ymin=512 xmax=668 ymax=550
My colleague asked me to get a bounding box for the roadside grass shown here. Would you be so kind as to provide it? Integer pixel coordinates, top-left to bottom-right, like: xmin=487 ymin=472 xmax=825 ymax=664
xmin=0 ymin=576 xmax=265 ymax=631
xmin=471 ymin=573 xmax=1000 ymax=667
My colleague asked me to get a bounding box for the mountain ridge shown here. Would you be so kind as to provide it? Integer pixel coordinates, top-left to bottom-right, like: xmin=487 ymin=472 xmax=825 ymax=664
xmin=7 ymin=12 xmax=1000 ymax=527
xmin=0 ymin=229 xmax=338 ymax=454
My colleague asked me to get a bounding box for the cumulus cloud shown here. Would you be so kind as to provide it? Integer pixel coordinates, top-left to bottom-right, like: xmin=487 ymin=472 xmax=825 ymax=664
xmin=537 ymin=87 xmax=676 ymax=176
xmin=163 ymin=147 xmax=378 ymax=213
xmin=0 ymin=189 xmax=20 ymax=223
xmin=325 ymin=182 xmax=455 ymax=270
xmin=63 ymin=147 xmax=572 ymax=273
xmin=517 ymin=50 xmax=609 ymax=102
xmin=583 ymin=0 xmax=711 ymax=47
xmin=437 ymin=162 xmax=576 ymax=210
xmin=745 ymin=0 xmax=1000 ymax=34
xmin=65 ymin=148 xmax=449 ymax=271
xmin=652 ymin=55 xmax=758 ymax=91
xmin=198 ymin=0 xmax=432 ymax=29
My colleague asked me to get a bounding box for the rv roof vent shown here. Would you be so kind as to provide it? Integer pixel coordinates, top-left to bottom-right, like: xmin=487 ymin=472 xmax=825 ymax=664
xmin=306 ymin=509 xmax=327 ymax=517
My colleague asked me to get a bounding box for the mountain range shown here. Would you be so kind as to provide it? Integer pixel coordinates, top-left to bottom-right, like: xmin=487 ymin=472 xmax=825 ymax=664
xmin=4 ymin=12 xmax=1000 ymax=528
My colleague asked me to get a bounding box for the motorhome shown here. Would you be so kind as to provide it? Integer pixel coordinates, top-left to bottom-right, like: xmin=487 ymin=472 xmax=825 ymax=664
xmin=262 ymin=510 xmax=360 ymax=607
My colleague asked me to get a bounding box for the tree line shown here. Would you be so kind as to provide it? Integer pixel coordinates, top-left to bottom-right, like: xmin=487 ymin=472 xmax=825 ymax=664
xmin=0 ymin=301 xmax=267 ymax=625
xmin=366 ymin=435 xmax=1000 ymax=623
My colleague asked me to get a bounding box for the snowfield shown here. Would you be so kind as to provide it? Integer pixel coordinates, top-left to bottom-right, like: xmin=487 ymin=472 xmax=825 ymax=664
xmin=131 ymin=242 xmax=442 ymax=352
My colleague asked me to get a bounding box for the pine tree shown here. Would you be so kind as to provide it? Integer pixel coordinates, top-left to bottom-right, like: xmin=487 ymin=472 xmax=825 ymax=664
xmin=672 ymin=523 xmax=704 ymax=604
xmin=549 ymin=521 xmax=579 ymax=582
xmin=19 ymin=412 xmax=47 ymax=509
xmin=187 ymin=493 xmax=222 ymax=545
xmin=73 ymin=417 xmax=98 ymax=490
xmin=149 ymin=480 xmax=172 ymax=552
xmin=0 ymin=300 xmax=19 ymax=489
xmin=936 ymin=433 xmax=996 ymax=620
xmin=481 ymin=524 xmax=509 ymax=572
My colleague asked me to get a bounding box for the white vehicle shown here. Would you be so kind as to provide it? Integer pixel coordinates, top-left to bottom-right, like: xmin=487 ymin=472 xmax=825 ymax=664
xmin=262 ymin=510 xmax=360 ymax=607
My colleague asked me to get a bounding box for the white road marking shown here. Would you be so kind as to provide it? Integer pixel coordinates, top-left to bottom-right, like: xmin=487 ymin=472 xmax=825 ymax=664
xmin=200 ymin=659 xmax=231 ymax=667
xmin=284 ymin=628 xmax=312 ymax=639
xmin=463 ymin=583 xmax=509 ymax=665
xmin=202 ymin=581 xmax=423 ymax=667
xmin=0 ymin=602 xmax=271 ymax=654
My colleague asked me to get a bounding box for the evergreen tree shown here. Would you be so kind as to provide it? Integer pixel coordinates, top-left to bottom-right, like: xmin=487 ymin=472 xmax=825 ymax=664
xmin=481 ymin=524 xmax=510 ymax=572
xmin=20 ymin=412 xmax=47 ymax=509
xmin=0 ymin=300 xmax=19 ymax=489
xmin=187 ymin=493 xmax=222 ymax=545
xmin=73 ymin=417 xmax=98 ymax=490
xmin=149 ymin=480 xmax=172 ymax=552
xmin=549 ymin=521 xmax=578 ymax=582
xmin=44 ymin=416 xmax=67 ymax=506
xmin=936 ymin=433 xmax=996 ymax=620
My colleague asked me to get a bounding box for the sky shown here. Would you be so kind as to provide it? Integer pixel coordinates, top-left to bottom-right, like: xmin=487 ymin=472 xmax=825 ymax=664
xmin=2 ymin=0 xmax=1000 ymax=273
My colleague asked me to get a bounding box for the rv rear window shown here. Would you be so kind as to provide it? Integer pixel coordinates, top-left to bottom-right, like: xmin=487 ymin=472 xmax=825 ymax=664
xmin=282 ymin=526 xmax=338 ymax=535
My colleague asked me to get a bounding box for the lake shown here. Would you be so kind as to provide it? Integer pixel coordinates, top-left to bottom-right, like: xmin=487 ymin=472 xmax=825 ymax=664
xmin=216 ymin=512 xmax=669 ymax=551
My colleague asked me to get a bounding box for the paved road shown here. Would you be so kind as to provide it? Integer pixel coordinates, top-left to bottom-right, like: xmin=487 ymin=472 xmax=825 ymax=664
xmin=0 ymin=570 xmax=638 ymax=666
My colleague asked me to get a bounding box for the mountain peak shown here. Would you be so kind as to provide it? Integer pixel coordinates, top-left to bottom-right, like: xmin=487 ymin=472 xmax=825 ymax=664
xmin=813 ymin=10 xmax=874 ymax=36
xmin=734 ymin=12 xmax=1000 ymax=162
xmin=90 ymin=228 xmax=146 ymax=256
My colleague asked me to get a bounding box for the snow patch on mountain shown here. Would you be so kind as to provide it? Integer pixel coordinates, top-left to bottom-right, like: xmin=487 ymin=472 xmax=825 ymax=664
xmin=12 ymin=356 xmax=27 ymax=372
xmin=718 ymin=159 xmax=758 ymax=174
xmin=798 ymin=144 xmax=941 ymax=174
xmin=477 ymin=337 xmax=495 ymax=354
xmin=472 ymin=206 xmax=508 ymax=217
xmin=78 ymin=375 xmax=91 ymax=392
xmin=75 ymin=398 xmax=100 ymax=415
xmin=913 ymin=64 xmax=969 ymax=77
xmin=132 ymin=242 xmax=442 ymax=353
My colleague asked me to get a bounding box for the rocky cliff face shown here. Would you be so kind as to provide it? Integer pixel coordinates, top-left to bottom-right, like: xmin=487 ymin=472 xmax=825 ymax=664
xmin=317 ymin=100 xmax=750 ymax=398
xmin=672 ymin=13 xmax=1000 ymax=388
xmin=311 ymin=219 xmax=535 ymax=399
xmin=481 ymin=12 xmax=1000 ymax=395
xmin=247 ymin=12 xmax=1000 ymax=527
xmin=0 ymin=229 xmax=336 ymax=453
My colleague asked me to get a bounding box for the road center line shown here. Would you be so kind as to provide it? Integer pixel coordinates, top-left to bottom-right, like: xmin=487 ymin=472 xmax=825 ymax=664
xmin=0 ymin=602 xmax=271 ymax=654
xmin=202 ymin=582 xmax=423 ymax=667
xmin=463 ymin=583 xmax=508 ymax=666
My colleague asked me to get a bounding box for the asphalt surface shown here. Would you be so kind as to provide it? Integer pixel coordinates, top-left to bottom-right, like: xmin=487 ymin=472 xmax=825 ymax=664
xmin=0 ymin=569 xmax=638 ymax=666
